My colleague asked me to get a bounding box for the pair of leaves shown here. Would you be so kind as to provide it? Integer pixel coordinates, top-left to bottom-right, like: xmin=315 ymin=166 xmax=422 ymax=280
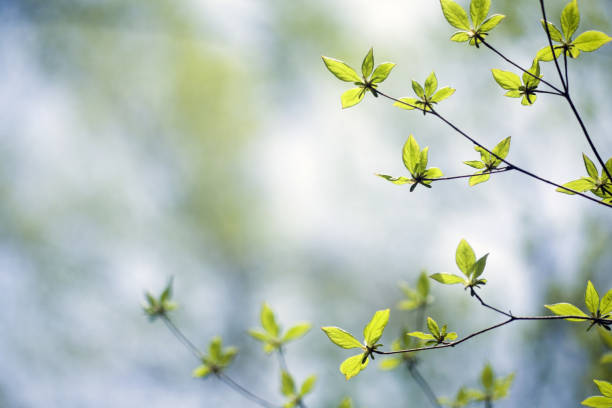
xmin=545 ymin=280 xmax=612 ymax=330
xmin=408 ymin=317 xmax=458 ymax=345
xmin=322 ymin=48 xmax=395 ymax=108
xmin=582 ymin=380 xmax=612 ymax=407
xmin=280 ymin=371 xmax=316 ymax=408
xmin=192 ymin=337 xmax=238 ymax=378
xmin=321 ymin=309 xmax=390 ymax=380
xmin=439 ymin=364 xmax=514 ymax=407
xmin=430 ymin=239 xmax=488 ymax=289
xmin=536 ymin=0 xmax=612 ymax=62
xmin=249 ymin=303 xmax=312 ymax=353
xmin=142 ymin=278 xmax=177 ymax=320
xmin=464 ymin=137 xmax=511 ymax=186
xmin=492 ymin=59 xmax=542 ymax=106
xmin=556 ymin=155 xmax=612 ymax=204
xmin=397 ymin=271 xmax=434 ymax=311
xmin=440 ymin=0 xmax=505 ymax=47
xmin=377 ymin=135 xmax=444 ymax=192
xmin=393 ymin=72 xmax=455 ymax=113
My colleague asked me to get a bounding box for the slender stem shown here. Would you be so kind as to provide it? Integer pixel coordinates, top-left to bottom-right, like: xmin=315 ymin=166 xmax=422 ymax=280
xmin=532 ymin=90 xmax=562 ymax=96
xmin=416 ymin=305 xmax=427 ymax=331
xmin=479 ymin=38 xmax=563 ymax=94
xmin=277 ymin=347 xmax=289 ymax=373
xmin=217 ymin=373 xmax=280 ymax=408
xmin=564 ymin=51 xmax=569 ymax=91
xmin=469 ymin=288 xmax=512 ymax=318
xmin=423 ymin=166 xmax=512 ymax=182
xmin=539 ymin=0 xmax=567 ymax=92
xmin=374 ymin=315 xmax=611 ymax=356
xmin=161 ymin=314 xmax=203 ymax=359
xmin=409 ymin=365 xmax=442 ymax=408
xmin=376 ymin=89 xmax=428 ymax=113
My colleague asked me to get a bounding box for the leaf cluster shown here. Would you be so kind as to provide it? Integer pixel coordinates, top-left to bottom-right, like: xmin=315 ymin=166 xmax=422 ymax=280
xmin=192 ymin=337 xmax=238 ymax=378
xmin=463 ymin=137 xmax=511 ymax=186
xmin=440 ymin=0 xmax=505 ymax=47
xmin=397 ymin=271 xmax=434 ymax=311
xmin=491 ymin=60 xmax=541 ymax=106
xmin=545 ymin=280 xmax=612 ymax=330
xmin=280 ymin=371 xmax=316 ymax=408
xmin=378 ymin=333 xmax=420 ymax=371
xmin=557 ymin=154 xmax=612 ymax=204
xmin=439 ymin=364 xmax=514 ymax=407
xmin=321 ymin=309 xmax=390 ymax=380
xmin=142 ymin=278 xmax=177 ymax=320
xmin=408 ymin=316 xmax=458 ymax=345
xmin=430 ymin=239 xmax=488 ymax=289
xmin=393 ymin=72 xmax=455 ymax=113
xmin=582 ymin=380 xmax=612 ymax=408
xmin=249 ymin=303 xmax=312 ymax=353
xmin=377 ymin=135 xmax=443 ymax=192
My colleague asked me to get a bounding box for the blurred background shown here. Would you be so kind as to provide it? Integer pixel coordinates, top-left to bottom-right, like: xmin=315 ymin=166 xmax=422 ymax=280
xmin=1 ymin=0 xmax=611 ymax=407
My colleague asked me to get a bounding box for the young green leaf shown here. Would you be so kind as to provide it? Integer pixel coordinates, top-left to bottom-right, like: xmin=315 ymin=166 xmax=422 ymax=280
xmin=322 ymin=56 xmax=362 ymax=82
xmin=363 ymin=309 xmax=390 ymax=346
xmin=424 ymin=72 xmax=438 ymax=98
xmin=300 ymin=375 xmax=316 ymax=396
xmin=600 ymin=289 xmax=612 ymax=316
xmin=371 ymin=62 xmax=396 ymax=84
xmin=376 ymin=174 xmax=413 ymax=185
xmin=281 ymin=371 xmax=296 ymax=397
xmin=586 ymin=281 xmax=601 ymax=316
xmin=492 ymin=136 xmax=511 ymax=161
xmin=417 ymin=272 xmax=430 ymax=298
xmin=545 ymin=302 xmax=589 ymax=321
xmin=338 ymin=397 xmax=353 ymax=408
xmin=407 ymin=331 xmax=436 ymax=341
xmin=393 ymin=97 xmax=419 ymax=110
xmin=430 ymin=273 xmax=466 ymax=285
xmin=480 ymin=14 xmax=505 ymax=32
xmin=340 ymin=353 xmax=369 ymax=380
xmin=427 ymin=317 xmax=440 ymax=338
xmin=456 ymin=239 xmax=476 ymax=277
xmin=464 ymin=160 xmax=486 ymax=169
xmin=469 ymin=173 xmax=491 ymax=186
xmin=430 ymin=87 xmax=456 ymax=103
xmin=283 ymin=323 xmax=312 ymax=342
xmin=440 ymin=0 xmax=470 ymax=30
xmin=491 ymin=69 xmax=521 ymax=90
xmin=536 ymin=45 xmax=563 ymax=62
xmin=362 ymin=48 xmax=374 ymax=78
xmin=574 ymin=31 xmax=612 ymax=52
xmin=471 ymin=253 xmax=489 ymax=279
xmin=541 ymin=20 xmax=563 ymax=42
xmin=581 ymin=396 xmax=612 ymax=407
xmin=595 ymin=380 xmax=612 ymax=398
xmin=556 ymin=178 xmax=597 ymax=194
xmin=481 ymin=364 xmax=494 ymax=390
xmin=403 ymin=135 xmax=421 ymax=175
xmin=321 ymin=327 xmax=364 ymax=349
xmin=583 ymin=154 xmax=599 ymax=179
xmin=470 ymin=0 xmax=490 ymax=28
xmin=341 ymin=88 xmax=365 ymax=109
xmin=412 ymin=80 xmax=425 ymax=99
xmin=560 ymin=0 xmax=580 ymax=40
xmin=192 ymin=365 xmax=211 ymax=378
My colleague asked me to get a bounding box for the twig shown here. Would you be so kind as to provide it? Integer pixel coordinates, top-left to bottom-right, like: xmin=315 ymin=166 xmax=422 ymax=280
xmin=217 ymin=373 xmax=280 ymax=408
xmin=409 ymin=365 xmax=442 ymax=408
xmin=161 ymin=314 xmax=203 ymax=359
xmin=539 ymin=0 xmax=567 ymax=92
xmin=423 ymin=166 xmax=513 ymax=182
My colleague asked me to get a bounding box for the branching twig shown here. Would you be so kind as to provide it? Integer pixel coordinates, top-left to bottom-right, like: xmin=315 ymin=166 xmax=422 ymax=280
xmin=161 ymin=314 xmax=203 ymax=359
xmin=217 ymin=373 xmax=280 ymax=408
xmin=423 ymin=166 xmax=513 ymax=182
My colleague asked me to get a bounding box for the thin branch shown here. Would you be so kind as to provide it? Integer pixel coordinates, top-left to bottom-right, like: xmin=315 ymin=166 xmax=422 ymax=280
xmin=277 ymin=348 xmax=307 ymax=408
xmin=469 ymin=288 xmax=512 ymax=318
xmin=217 ymin=373 xmax=280 ymax=408
xmin=539 ymin=0 xmax=567 ymax=92
xmin=479 ymin=38 xmax=563 ymax=94
xmin=161 ymin=314 xmax=203 ymax=359
xmin=532 ymin=89 xmax=562 ymax=96
xmin=409 ymin=365 xmax=442 ymax=408
xmin=374 ymin=314 xmax=611 ymax=356
xmin=423 ymin=166 xmax=513 ymax=182
xmin=564 ymin=51 xmax=569 ymax=91
xmin=376 ymin=89 xmax=429 ymax=114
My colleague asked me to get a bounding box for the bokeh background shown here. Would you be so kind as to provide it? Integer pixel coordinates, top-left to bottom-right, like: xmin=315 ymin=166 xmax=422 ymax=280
xmin=1 ymin=0 xmax=611 ymax=407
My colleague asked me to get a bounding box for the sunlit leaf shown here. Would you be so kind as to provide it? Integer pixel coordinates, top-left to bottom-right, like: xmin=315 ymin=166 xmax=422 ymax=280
xmin=440 ymin=0 xmax=471 ymax=30
xmin=341 ymin=88 xmax=365 ymax=109
xmin=362 ymin=48 xmax=374 ymax=78
xmin=480 ymin=14 xmax=505 ymax=32
xmin=456 ymin=239 xmax=476 ymax=277
xmin=431 ymin=87 xmax=456 ymax=103
xmin=371 ymin=62 xmax=396 ymax=84
xmin=491 ymin=69 xmax=521 ymax=90
xmin=430 ymin=273 xmax=466 ymax=285
xmin=283 ymin=323 xmax=312 ymax=342
xmin=363 ymin=309 xmax=390 ymax=346
xmin=555 ymin=178 xmax=596 ymax=194
xmin=340 ymin=353 xmax=369 ymax=380
xmin=585 ymin=280 xmax=600 ymax=316
xmin=545 ymin=302 xmax=589 ymax=321
xmin=574 ymin=31 xmax=612 ymax=52
xmin=300 ymin=375 xmax=316 ymax=396
xmin=322 ymin=56 xmax=362 ymax=82
xmin=424 ymin=72 xmax=438 ymax=98
xmin=321 ymin=327 xmax=364 ymax=349
xmin=560 ymin=0 xmax=580 ymax=40
xmin=470 ymin=0 xmax=490 ymax=28
xmin=540 ymin=19 xmax=563 ymax=42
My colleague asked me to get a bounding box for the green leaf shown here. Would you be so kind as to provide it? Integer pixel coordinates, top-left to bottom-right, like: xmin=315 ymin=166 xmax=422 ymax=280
xmin=480 ymin=14 xmax=505 ymax=32
xmin=427 ymin=317 xmax=440 ymax=338
xmin=605 ymin=158 xmax=612 ymax=180
xmin=283 ymin=323 xmax=312 ymax=342
xmin=300 ymin=375 xmax=316 ymax=396
xmin=321 ymin=327 xmax=364 ymax=349
xmin=583 ymin=154 xmax=599 ymax=179
xmin=470 ymin=0 xmax=490 ymax=28
xmin=540 ymin=20 xmax=563 ymax=42
xmin=440 ymin=0 xmax=471 ymax=30
xmin=160 ymin=278 xmax=173 ymax=303
xmin=491 ymin=69 xmax=521 ymax=90
xmin=219 ymin=346 xmax=238 ymax=366
xmin=450 ymin=31 xmax=471 ymax=42
xmin=431 ymin=87 xmax=456 ymax=103
xmin=582 ymin=396 xmax=612 ymax=407
xmin=445 ymin=332 xmax=458 ymax=341
xmin=504 ymin=90 xmax=521 ymax=98
xmin=556 ymin=178 xmax=596 ymax=194
xmin=493 ymin=373 xmax=515 ymax=400
xmin=492 ymin=136 xmax=511 ymax=162
xmin=338 ymin=397 xmax=353 ymax=408
xmin=341 ymin=88 xmax=365 ymax=109
xmin=393 ymin=97 xmax=419 ymax=110
xmin=209 ymin=337 xmax=222 ymax=362
xmin=601 ymin=353 xmax=612 ymax=364
xmin=600 ymin=289 xmax=612 ymax=316
xmin=371 ymin=62 xmax=396 ymax=84
xmin=464 ymin=160 xmax=485 ymax=169
xmin=192 ymin=365 xmax=211 ymax=378
xmin=322 ymin=56 xmax=362 ymax=82
xmin=523 ymin=59 xmax=541 ymax=89
xmin=403 ymin=135 xmax=421 ymax=175
xmin=536 ymin=45 xmax=563 ymax=62
xmin=595 ymin=380 xmax=612 ymax=398
xmin=261 ymin=303 xmax=279 ymax=337
xmin=376 ymin=174 xmax=413 ymax=185
xmin=560 ymin=0 xmax=580 ymax=40
xmin=574 ymin=31 xmax=612 ymax=52
xmin=481 ymin=364 xmax=494 ymax=390
xmin=424 ymin=168 xmax=443 ymax=181
xmin=430 ymin=273 xmax=466 ymax=285
xmin=424 ymin=72 xmax=438 ymax=98
xmin=407 ymin=331 xmax=436 ymax=341
xmin=521 ymin=93 xmax=537 ymax=106
xmin=362 ymin=48 xmax=374 ymax=79
xmin=418 ymin=147 xmax=430 ymax=173
xmin=471 ymin=253 xmax=489 ymax=279
xmin=379 ymin=357 xmax=401 ymax=370
xmin=412 ymin=80 xmax=425 ymax=99
xmin=281 ymin=371 xmax=296 ymax=397
xmin=340 ymin=353 xmax=369 ymax=380
xmin=363 ymin=309 xmax=390 ymax=346
xmin=417 ymin=271 xmax=430 ymax=298
xmin=469 ymin=172 xmax=491 ymax=186
xmin=456 ymin=239 xmax=476 ymax=277
xmin=586 ymin=280 xmax=600 ymax=315
xmin=248 ymin=329 xmax=270 ymax=342
xmin=545 ymin=302 xmax=589 ymax=321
